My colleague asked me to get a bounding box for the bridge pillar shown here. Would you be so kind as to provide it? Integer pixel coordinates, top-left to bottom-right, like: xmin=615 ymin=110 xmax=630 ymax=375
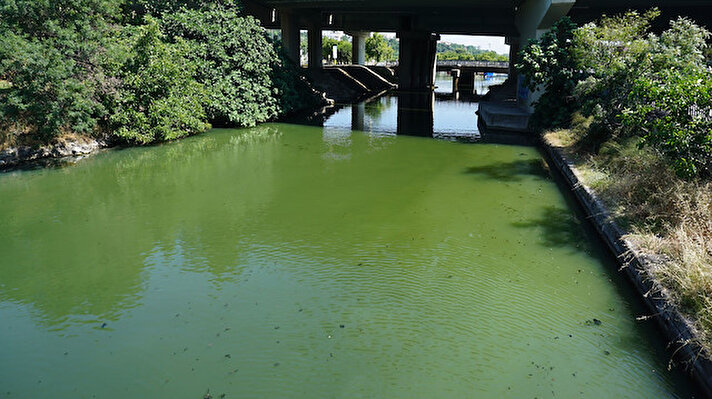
xmin=506 ymin=36 xmax=520 ymax=82
xmin=349 ymin=31 xmax=369 ymax=65
xmin=280 ymin=12 xmax=300 ymax=65
xmin=351 ymin=101 xmax=365 ymax=131
xmin=397 ymin=92 xmax=434 ymax=136
xmin=397 ymin=31 xmax=440 ymax=91
xmin=307 ymin=17 xmax=323 ymax=69
xmin=458 ymin=70 xmax=475 ymax=94
xmin=450 ymin=69 xmax=460 ymax=94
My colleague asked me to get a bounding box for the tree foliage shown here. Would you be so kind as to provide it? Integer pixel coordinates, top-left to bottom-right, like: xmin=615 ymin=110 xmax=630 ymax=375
xmin=322 ymin=37 xmax=352 ymax=64
xmin=437 ymin=42 xmax=508 ymax=62
xmin=162 ymin=6 xmax=280 ymax=126
xmin=516 ymin=17 xmax=581 ymax=131
xmin=0 ymin=0 xmax=119 ymax=141
xmin=365 ymin=33 xmax=395 ymax=62
xmin=518 ymin=10 xmax=712 ymax=179
xmin=109 ymin=19 xmax=209 ymax=144
xmin=0 ymin=0 xmax=324 ymax=146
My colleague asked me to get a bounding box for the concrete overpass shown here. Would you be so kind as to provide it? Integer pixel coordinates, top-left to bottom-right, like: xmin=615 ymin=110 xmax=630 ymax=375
xmin=242 ymin=0 xmax=712 ymax=93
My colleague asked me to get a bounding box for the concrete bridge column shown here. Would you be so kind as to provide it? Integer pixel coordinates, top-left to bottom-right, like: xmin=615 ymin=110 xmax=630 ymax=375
xmin=280 ymin=12 xmax=300 ymax=65
xmin=397 ymin=92 xmax=434 ymax=136
xmin=458 ymin=70 xmax=475 ymax=94
xmin=450 ymin=69 xmax=460 ymax=94
xmin=515 ymin=0 xmax=576 ymax=108
xmin=506 ymin=36 xmax=520 ymax=82
xmin=351 ymin=102 xmax=365 ymax=131
xmin=349 ymin=31 xmax=369 ymax=65
xmin=307 ymin=17 xmax=323 ymax=69
xmin=397 ymin=31 xmax=440 ymax=91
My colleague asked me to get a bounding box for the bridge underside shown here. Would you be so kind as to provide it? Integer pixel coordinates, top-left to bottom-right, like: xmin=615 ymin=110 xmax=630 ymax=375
xmin=243 ymin=0 xmax=712 ymax=94
xmin=244 ymin=3 xmax=520 ymax=36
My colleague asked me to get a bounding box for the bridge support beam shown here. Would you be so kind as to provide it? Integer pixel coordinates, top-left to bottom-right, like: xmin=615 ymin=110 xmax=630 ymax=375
xmin=506 ymin=36 xmax=520 ymax=82
xmin=458 ymin=70 xmax=475 ymax=94
xmin=307 ymin=17 xmax=323 ymax=69
xmin=280 ymin=12 xmax=300 ymax=65
xmin=349 ymin=31 xmax=369 ymax=65
xmin=450 ymin=69 xmax=460 ymax=94
xmin=515 ymin=0 xmax=575 ymax=107
xmin=351 ymin=101 xmax=365 ymax=131
xmin=397 ymin=31 xmax=440 ymax=91
xmin=397 ymin=92 xmax=434 ymax=136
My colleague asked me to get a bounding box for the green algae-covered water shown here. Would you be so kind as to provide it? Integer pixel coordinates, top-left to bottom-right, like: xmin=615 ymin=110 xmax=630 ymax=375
xmin=0 ymin=120 xmax=696 ymax=398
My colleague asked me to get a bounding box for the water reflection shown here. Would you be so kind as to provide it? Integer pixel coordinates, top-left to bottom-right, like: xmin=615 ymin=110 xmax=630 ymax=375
xmin=397 ymin=92 xmax=434 ymax=137
xmin=314 ymin=73 xmax=508 ymax=141
xmin=0 ymin=117 xmax=698 ymax=398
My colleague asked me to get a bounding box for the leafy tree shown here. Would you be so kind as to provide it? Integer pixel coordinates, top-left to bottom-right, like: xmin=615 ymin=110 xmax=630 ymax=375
xmin=322 ymin=37 xmax=352 ymax=64
xmin=0 ymin=0 xmax=120 ymax=142
xmin=161 ymin=5 xmax=324 ymax=126
xmin=623 ymin=70 xmax=712 ymax=178
xmin=619 ymin=18 xmax=712 ymax=178
xmin=572 ymin=9 xmax=661 ymax=145
xmin=109 ymin=18 xmax=209 ymax=143
xmin=517 ymin=17 xmax=581 ymax=131
xmin=366 ymin=33 xmax=395 ymax=62
xmin=161 ymin=6 xmax=280 ymax=126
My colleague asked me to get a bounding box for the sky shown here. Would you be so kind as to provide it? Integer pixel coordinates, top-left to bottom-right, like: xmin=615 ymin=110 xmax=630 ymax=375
xmin=440 ymin=35 xmax=510 ymax=54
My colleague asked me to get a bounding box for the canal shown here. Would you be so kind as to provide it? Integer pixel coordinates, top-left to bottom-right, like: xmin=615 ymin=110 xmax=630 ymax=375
xmin=0 ymin=75 xmax=697 ymax=398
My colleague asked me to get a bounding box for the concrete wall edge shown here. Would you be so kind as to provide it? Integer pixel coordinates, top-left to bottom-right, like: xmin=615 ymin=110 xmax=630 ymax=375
xmin=541 ymin=141 xmax=712 ymax=398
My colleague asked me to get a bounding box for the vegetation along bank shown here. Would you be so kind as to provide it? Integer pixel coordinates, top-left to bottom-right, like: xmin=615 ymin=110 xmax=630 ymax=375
xmin=518 ymin=9 xmax=712 ymax=364
xmin=0 ymin=0 xmax=326 ymax=167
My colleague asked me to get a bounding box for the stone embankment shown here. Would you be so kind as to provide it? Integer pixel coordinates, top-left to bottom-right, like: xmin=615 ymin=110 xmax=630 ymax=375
xmin=0 ymin=137 xmax=110 ymax=170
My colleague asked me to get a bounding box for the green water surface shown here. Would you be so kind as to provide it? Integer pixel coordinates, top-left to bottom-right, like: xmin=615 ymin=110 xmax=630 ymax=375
xmin=0 ymin=123 xmax=695 ymax=398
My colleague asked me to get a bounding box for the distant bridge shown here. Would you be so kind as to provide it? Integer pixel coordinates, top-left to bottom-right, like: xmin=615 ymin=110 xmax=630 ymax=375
xmin=435 ymin=60 xmax=510 ymax=74
xmin=372 ymin=61 xmax=509 ymax=74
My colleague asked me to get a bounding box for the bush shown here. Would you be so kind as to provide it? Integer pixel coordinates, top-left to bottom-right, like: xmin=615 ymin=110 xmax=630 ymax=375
xmin=161 ymin=6 xmax=280 ymax=127
xmin=522 ymin=9 xmax=712 ymax=179
xmin=109 ymin=19 xmax=209 ymax=144
xmin=624 ymin=70 xmax=712 ymax=178
xmin=516 ymin=17 xmax=580 ymax=131
xmin=0 ymin=0 xmax=119 ymax=142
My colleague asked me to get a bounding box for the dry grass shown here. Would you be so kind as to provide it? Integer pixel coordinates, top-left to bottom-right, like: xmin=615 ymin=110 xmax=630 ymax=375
xmin=548 ymin=128 xmax=712 ymax=356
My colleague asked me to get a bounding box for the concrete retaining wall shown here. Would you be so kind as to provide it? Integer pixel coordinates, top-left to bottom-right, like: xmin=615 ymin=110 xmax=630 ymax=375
xmin=542 ymin=141 xmax=712 ymax=398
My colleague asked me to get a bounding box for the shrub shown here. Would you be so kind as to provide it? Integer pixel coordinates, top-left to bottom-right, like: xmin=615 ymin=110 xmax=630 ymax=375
xmin=0 ymin=0 xmax=119 ymax=142
xmin=516 ymin=17 xmax=580 ymax=131
xmin=109 ymin=19 xmax=209 ymax=144
xmin=161 ymin=5 xmax=324 ymax=127
xmin=623 ymin=70 xmax=712 ymax=179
